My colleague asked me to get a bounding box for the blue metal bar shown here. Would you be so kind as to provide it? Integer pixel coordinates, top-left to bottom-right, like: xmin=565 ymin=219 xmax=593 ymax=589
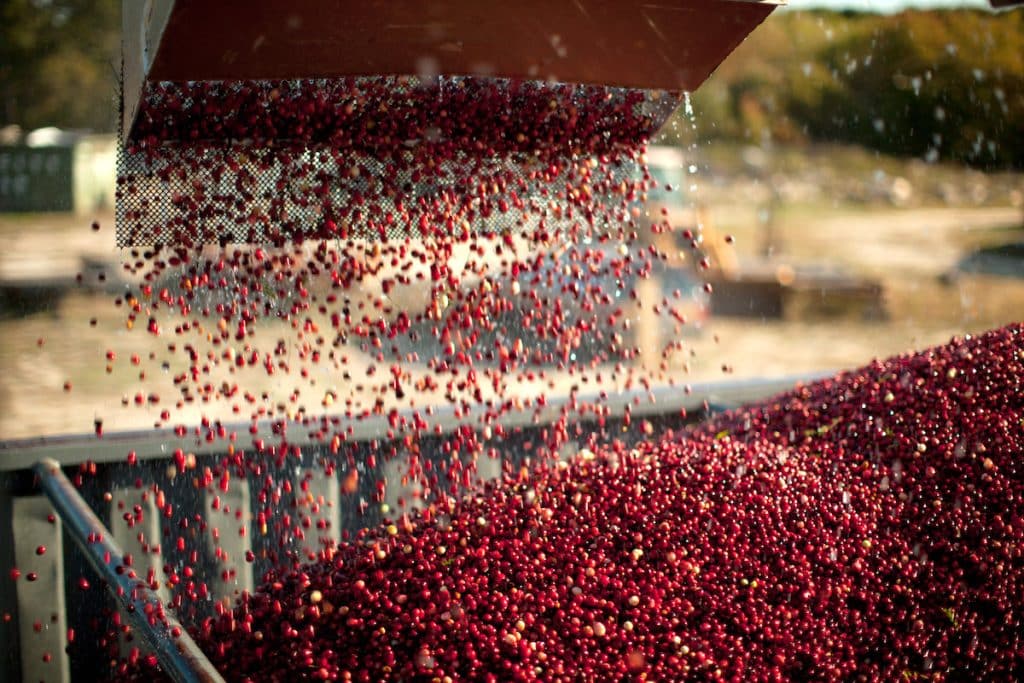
xmin=33 ymin=458 xmax=226 ymax=683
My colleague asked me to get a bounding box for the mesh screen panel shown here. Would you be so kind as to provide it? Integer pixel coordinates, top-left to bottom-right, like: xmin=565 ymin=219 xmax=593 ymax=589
xmin=116 ymin=77 xmax=681 ymax=247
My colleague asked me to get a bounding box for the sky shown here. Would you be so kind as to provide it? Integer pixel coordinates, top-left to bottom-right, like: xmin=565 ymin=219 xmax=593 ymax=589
xmin=783 ymin=0 xmax=995 ymax=12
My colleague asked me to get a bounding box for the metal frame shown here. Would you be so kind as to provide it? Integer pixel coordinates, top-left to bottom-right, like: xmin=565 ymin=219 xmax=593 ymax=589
xmin=33 ymin=459 xmax=225 ymax=683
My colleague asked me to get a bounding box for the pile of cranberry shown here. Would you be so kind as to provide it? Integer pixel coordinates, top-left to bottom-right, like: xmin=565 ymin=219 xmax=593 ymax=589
xmin=125 ymin=324 xmax=1022 ymax=681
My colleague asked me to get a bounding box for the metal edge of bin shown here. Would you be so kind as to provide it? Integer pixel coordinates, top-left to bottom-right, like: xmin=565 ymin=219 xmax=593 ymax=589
xmin=0 ymin=373 xmax=831 ymax=471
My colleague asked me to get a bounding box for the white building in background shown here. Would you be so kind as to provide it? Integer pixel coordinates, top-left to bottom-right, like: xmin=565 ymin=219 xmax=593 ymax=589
xmin=0 ymin=128 xmax=116 ymax=214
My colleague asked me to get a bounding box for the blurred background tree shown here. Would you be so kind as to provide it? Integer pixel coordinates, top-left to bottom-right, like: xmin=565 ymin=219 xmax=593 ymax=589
xmin=679 ymin=9 xmax=1024 ymax=169
xmin=796 ymin=10 xmax=1023 ymax=168
xmin=0 ymin=0 xmax=120 ymax=133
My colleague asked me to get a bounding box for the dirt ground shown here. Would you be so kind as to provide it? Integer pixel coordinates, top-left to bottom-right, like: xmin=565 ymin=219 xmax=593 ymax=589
xmin=689 ymin=204 xmax=1024 ymax=380
xmin=1 ymin=198 xmax=1022 ymax=441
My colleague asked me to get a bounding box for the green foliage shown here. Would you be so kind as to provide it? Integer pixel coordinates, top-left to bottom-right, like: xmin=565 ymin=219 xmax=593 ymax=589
xmin=674 ymin=10 xmax=1024 ymax=169
xmin=0 ymin=0 xmax=120 ymax=132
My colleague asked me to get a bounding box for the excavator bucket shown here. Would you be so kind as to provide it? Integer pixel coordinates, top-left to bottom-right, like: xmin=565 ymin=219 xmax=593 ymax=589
xmin=117 ymin=0 xmax=779 ymax=246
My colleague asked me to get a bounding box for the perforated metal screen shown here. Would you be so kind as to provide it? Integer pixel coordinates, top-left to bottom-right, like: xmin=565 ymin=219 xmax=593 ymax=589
xmin=116 ymin=76 xmax=681 ymax=247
